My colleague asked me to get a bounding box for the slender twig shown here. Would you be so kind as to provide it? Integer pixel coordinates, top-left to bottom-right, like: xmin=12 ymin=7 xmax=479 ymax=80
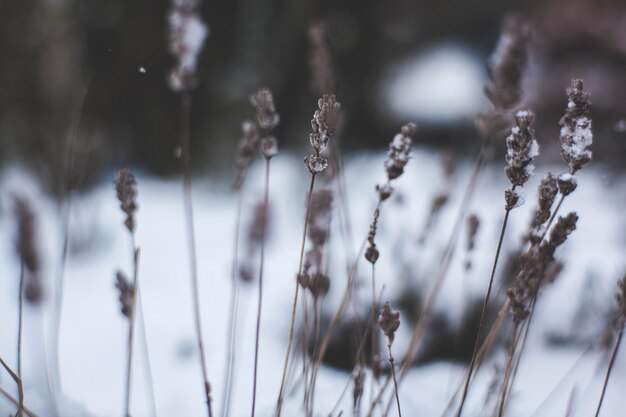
xmin=0 ymin=356 xmax=24 ymax=417
xmin=221 ymin=190 xmax=244 ymax=417
xmin=368 ymin=140 xmax=490 ymax=417
xmin=275 ymin=173 xmax=317 ymax=417
xmin=251 ymin=158 xmax=271 ymax=417
xmin=124 ymin=247 xmax=141 ymax=417
xmin=497 ymin=323 xmax=521 ymax=417
xmin=17 ymin=261 xmax=25 ymax=416
xmin=594 ymin=326 xmax=624 ymax=417
xmin=180 ymin=92 xmax=213 ymax=417
xmin=0 ymin=385 xmax=39 ymax=417
xmin=456 ymin=205 xmax=513 ymax=417
xmin=387 ymin=344 xmax=402 ymax=417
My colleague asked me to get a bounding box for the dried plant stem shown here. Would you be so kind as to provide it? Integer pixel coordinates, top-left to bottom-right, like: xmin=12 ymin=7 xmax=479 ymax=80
xmin=1 ymin=356 xmax=24 ymax=417
xmin=0 ymin=385 xmax=38 ymax=417
xmin=370 ymin=262 xmax=377 ymax=405
xmin=180 ymin=92 xmax=213 ymax=417
xmin=221 ymin=190 xmax=244 ymax=417
xmin=123 ymin=247 xmax=141 ymax=417
xmin=387 ymin=344 xmax=402 ymax=417
xmin=251 ymin=159 xmax=271 ymax=417
xmin=369 ymin=141 xmax=490 ymax=417
xmin=456 ymin=205 xmax=513 ymax=417
xmin=17 ymin=261 xmax=24 ymax=416
xmin=51 ymin=78 xmax=91 ymax=417
xmin=594 ymin=326 xmax=624 ymax=417
xmin=497 ymin=323 xmax=521 ymax=417
xmin=275 ymin=173 xmax=317 ymax=417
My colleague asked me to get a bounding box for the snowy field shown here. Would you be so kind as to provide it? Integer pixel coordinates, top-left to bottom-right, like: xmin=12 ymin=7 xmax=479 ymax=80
xmin=0 ymin=148 xmax=624 ymax=417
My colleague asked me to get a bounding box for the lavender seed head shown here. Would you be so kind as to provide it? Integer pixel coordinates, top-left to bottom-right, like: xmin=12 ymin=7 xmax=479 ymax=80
xmin=531 ymin=173 xmax=558 ymax=230
xmin=115 ymin=270 xmax=135 ymax=319
xmin=167 ymin=0 xmax=208 ymax=92
xmin=484 ymin=15 xmax=529 ymax=111
xmin=250 ymin=89 xmax=280 ymax=132
xmin=384 ymin=123 xmax=416 ymax=181
xmin=504 ymin=110 xmax=538 ymax=188
xmin=365 ymin=208 xmax=380 ymax=264
xmin=14 ymin=196 xmax=43 ymax=303
xmin=560 ymin=79 xmax=593 ymax=174
xmin=115 ymin=168 xmax=138 ymax=233
xmin=379 ymin=302 xmax=401 ymax=345
xmin=233 ymin=120 xmax=261 ymax=190
xmin=557 ymin=173 xmax=577 ymax=196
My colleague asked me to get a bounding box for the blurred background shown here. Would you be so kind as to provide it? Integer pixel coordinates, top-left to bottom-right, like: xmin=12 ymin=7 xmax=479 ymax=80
xmin=1 ymin=0 xmax=626 ymax=197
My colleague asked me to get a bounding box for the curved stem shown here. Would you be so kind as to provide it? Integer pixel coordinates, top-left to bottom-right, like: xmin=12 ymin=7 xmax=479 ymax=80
xmin=387 ymin=344 xmax=402 ymax=417
xmin=221 ymin=190 xmax=244 ymax=417
xmin=456 ymin=206 xmax=512 ymax=417
xmin=594 ymin=326 xmax=624 ymax=417
xmin=180 ymin=92 xmax=213 ymax=417
xmin=252 ymin=159 xmax=271 ymax=417
xmin=17 ymin=262 xmax=25 ymax=417
xmin=275 ymin=173 xmax=317 ymax=417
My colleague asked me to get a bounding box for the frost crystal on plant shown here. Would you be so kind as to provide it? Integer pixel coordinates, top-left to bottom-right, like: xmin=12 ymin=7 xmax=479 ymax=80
xmin=167 ymin=0 xmax=209 ymax=92
xmin=384 ymin=123 xmax=416 ymax=181
xmin=504 ymin=110 xmax=538 ymax=190
xmin=559 ymin=79 xmax=593 ymax=174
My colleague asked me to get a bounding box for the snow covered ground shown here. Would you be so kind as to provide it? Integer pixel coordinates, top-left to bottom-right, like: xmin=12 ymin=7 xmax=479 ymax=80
xmin=0 ymin=148 xmax=624 ymax=417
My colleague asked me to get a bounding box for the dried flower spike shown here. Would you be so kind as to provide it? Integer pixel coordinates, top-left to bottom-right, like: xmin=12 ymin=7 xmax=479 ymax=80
xmin=505 ymin=110 xmax=538 ymax=188
xmin=115 ymin=168 xmax=138 ymax=233
xmin=384 ymin=123 xmax=416 ymax=181
xmin=365 ymin=208 xmax=380 ymax=264
xmin=615 ymin=273 xmax=626 ymax=328
xmin=250 ymin=89 xmax=280 ymax=132
xmin=307 ymin=189 xmax=333 ymax=246
xmin=484 ymin=15 xmax=529 ymax=111
xmin=308 ymin=21 xmax=335 ymax=96
xmin=531 ymin=173 xmax=558 ymax=230
xmin=167 ymin=0 xmax=209 ymax=91
xmin=115 ymin=270 xmax=135 ymax=319
xmin=379 ymin=302 xmax=400 ymax=345
xmin=560 ymin=79 xmax=593 ymax=174
xmin=304 ymin=94 xmax=341 ymax=173
xmin=13 ymin=196 xmax=42 ymax=303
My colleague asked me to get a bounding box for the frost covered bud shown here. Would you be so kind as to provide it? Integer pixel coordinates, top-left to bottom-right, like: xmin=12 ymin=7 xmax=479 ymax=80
xmin=310 ymin=94 xmax=341 ymax=154
xmin=485 ymin=15 xmax=529 ymax=111
xmin=261 ymin=137 xmax=279 ymax=160
xmin=557 ymin=173 xmax=577 ymax=196
xmin=379 ymin=302 xmax=401 ymax=345
xmin=167 ymin=0 xmax=209 ymax=92
xmin=504 ymin=110 xmax=538 ymax=188
xmin=375 ymin=183 xmax=393 ymax=202
xmin=304 ymin=155 xmax=329 ymax=174
xmin=384 ymin=123 xmax=416 ymax=181
xmin=504 ymin=188 xmax=524 ymax=210
xmin=115 ymin=168 xmax=138 ymax=233
xmin=250 ymin=89 xmax=280 ymax=131
xmin=560 ymin=79 xmax=593 ymax=174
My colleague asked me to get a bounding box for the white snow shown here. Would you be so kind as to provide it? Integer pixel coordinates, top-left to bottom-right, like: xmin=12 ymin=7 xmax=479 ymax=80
xmin=0 ymin=150 xmax=624 ymax=417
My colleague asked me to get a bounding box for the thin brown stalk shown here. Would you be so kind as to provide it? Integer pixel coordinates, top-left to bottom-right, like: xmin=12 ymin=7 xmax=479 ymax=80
xmin=180 ymin=92 xmax=213 ymax=417
xmin=497 ymin=323 xmax=522 ymax=417
xmin=51 ymin=77 xmax=91 ymax=417
xmin=221 ymin=190 xmax=244 ymax=417
xmin=594 ymin=326 xmax=624 ymax=417
xmin=456 ymin=205 xmax=513 ymax=417
xmin=368 ymin=140 xmax=490 ymax=417
xmin=0 ymin=356 xmax=24 ymax=417
xmin=0 ymin=385 xmax=39 ymax=417
xmin=387 ymin=344 xmax=402 ymax=417
xmin=251 ymin=159 xmax=271 ymax=417
xmin=17 ymin=261 xmax=25 ymax=416
xmin=275 ymin=173 xmax=317 ymax=417
xmin=124 ymin=247 xmax=141 ymax=417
